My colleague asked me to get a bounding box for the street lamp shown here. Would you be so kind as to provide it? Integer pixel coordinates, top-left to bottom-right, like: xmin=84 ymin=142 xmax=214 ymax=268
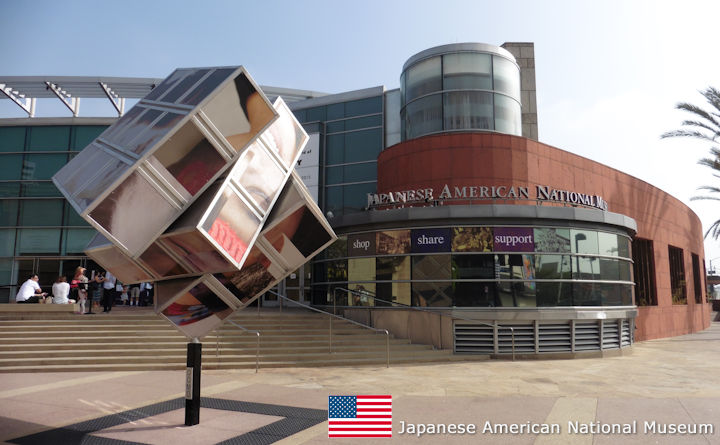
xmin=708 ymin=256 xmax=720 ymax=275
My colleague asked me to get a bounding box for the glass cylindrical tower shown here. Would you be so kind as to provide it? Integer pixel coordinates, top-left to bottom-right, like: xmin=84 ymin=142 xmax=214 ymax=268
xmin=400 ymin=43 xmax=522 ymax=141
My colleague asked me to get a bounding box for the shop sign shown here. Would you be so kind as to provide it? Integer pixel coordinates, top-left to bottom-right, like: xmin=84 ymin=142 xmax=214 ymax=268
xmin=411 ymin=228 xmax=451 ymax=253
xmin=348 ymin=232 xmax=376 ymax=256
xmin=493 ymin=227 xmax=534 ymax=252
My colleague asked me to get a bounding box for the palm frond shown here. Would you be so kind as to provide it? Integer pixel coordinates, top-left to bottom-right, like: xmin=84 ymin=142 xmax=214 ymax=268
xmin=706 ymin=219 xmax=720 ymax=240
xmin=661 ymin=129 xmax=716 ymax=141
xmin=681 ymin=120 xmax=720 ymax=139
xmin=675 ymin=103 xmax=720 ymax=128
xmin=697 ymin=158 xmax=720 ymax=170
xmin=690 ymin=195 xmax=720 ymax=202
xmin=701 ymin=87 xmax=720 ymax=109
xmin=695 ymin=185 xmax=720 ymax=194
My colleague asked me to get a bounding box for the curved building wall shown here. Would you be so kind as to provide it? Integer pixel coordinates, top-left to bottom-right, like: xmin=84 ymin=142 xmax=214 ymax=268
xmin=374 ymin=132 xmax=711 ymax=340
xmin=400 ymin=43 xmax=522 ymax=141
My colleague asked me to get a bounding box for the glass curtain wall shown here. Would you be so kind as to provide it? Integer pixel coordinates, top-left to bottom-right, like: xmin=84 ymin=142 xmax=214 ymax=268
xmin=0 ymin=125 xmax=107 ymax=302
xmin=400 ymin=49 xmax=521 ymax=140
xmin=313 ymin=226 xmax=634 ymax=308
xmin=294 ymin=96 xmax=383 ymax=218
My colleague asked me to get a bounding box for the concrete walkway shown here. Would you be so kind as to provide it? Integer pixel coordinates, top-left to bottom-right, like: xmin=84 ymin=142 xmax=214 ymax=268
xmin=2 ymin=320 xmax=720 ymax=444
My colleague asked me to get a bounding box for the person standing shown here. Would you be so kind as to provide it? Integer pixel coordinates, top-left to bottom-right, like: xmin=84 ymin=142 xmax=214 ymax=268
xmin=129 ymin=283 xmax=140 ymax=306
xmin=16 ymin=274 xmax=47 ymax=303
xmin=71 ymin=267 xmax=89 ymax=314
xmin=102 ymin=271 xmax=116 ymax=313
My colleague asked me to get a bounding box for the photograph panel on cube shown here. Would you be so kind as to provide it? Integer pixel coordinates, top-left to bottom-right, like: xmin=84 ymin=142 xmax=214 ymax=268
xmin=53 ymin=66 xmax=279 ymax=258
xmin=157 ymin=276 xmax=238 ymax=339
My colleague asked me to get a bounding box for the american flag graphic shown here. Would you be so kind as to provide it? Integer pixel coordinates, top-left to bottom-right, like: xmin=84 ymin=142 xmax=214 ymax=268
xmin=328 ymin=395 xmax=392 ymax=438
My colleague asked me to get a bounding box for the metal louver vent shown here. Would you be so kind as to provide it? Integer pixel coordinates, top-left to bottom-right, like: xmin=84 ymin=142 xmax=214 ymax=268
xmin=453 ymin=318 xmax=632 ymax=356
xmin=602 ymin=320 xmax=621 ymax=349
xmin=620 ymin=319 xmax=632 ymax=347
xmin=498 ymin=323 xmax=534 ymax=354
xmin=454 ymin=323 xmax=494 ymax=353
xmin=538 ymin=322 xmax=572 ymax=352
xmin=572 ymin=321 xmax=602 ymax=351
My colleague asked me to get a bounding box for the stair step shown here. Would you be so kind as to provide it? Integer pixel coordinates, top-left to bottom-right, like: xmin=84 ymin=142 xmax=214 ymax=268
xmin=0 ymin=309 xmax=464 ymax=371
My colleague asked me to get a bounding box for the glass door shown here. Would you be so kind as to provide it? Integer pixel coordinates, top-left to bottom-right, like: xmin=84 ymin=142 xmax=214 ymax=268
xmin=261 ymin=264 xmax=311 ymax=307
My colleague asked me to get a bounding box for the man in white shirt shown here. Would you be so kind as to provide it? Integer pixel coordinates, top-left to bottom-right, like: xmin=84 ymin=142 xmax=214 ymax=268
xmin=102 ymin=271 xmax=116 ymax=313
xmin=16 ymin=274 xmax=47 ymax=303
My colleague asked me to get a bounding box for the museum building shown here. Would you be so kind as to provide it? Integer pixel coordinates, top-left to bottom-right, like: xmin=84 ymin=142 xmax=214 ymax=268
xmin=0 ymin=42 xmax=711 ymax=355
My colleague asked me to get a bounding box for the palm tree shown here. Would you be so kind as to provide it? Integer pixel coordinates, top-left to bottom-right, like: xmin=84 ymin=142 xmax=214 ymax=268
xmin=662 ymin=87 xmax=720 ymax=239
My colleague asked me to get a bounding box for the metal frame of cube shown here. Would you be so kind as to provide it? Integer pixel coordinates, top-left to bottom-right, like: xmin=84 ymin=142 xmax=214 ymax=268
xmin=52 ymin=67 xmax=278 ymax=258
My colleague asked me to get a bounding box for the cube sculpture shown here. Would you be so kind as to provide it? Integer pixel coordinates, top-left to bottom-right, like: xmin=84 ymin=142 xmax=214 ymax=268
xmin=82 ymin=98 xmax=310 ymax=283
xmin=53 ymin=67 xmax=278 ymax=258
xmin=53 ymin=67 xmax=337 ymax=339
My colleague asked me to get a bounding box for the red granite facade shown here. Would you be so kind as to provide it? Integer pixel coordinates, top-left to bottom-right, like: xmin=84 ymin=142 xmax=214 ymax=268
xmin=377 ymin=133 xmax=711 ymax=341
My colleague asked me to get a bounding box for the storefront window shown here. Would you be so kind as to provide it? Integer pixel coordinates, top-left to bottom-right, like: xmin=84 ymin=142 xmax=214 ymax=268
xmin=573 ymin=256 xmax=601 ymax=280
xmin=348 ymin=257 xmax=375 ymax=306
xmin=315 ymin=226 xmax=635 ymax=308
xmin=376 ymin=256 xmax=410 ymax=305
xmin=571 ymin=230 xmax=599 ymax=255
xmin=455 ymin=281 xmax=497 ymax=307
xmin=534 ymin=255 xmax=572 ymax=279
xmin=536 ymin=282 xmax=573 ymax=306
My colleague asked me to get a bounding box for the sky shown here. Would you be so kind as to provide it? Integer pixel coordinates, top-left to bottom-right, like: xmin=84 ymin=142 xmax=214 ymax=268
xmin=3 ymin=0 xmax=720 ymax=264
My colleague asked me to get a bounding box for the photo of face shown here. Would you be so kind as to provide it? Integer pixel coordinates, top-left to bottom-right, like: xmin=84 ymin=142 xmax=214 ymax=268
xmin=260 ymin=99 xmax=308 ymax=169
xmin=232 ymin=142 xmax=284 ymax=213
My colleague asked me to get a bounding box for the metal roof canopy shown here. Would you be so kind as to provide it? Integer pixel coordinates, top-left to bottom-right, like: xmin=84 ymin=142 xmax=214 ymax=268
xmin=0 ymin=76 xmax=329 ymax=118
xmin=0 ymin=76 xmax=163 ymax=117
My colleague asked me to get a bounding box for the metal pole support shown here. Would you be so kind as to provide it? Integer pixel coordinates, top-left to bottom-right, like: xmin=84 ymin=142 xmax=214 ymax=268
xmin=185 ymin=341 xmax=202 ymax=426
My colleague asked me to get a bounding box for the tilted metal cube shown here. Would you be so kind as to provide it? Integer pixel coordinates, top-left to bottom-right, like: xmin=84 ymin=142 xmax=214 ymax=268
xmin=84 ymin=98 xmax=309 ymax=283
xmin=52 ymin=67 xmax=278 ymax=257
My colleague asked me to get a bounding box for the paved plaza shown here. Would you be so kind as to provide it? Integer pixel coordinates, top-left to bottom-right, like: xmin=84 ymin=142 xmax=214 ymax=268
xmin=2 ymin=317 xmax=719 ymax=445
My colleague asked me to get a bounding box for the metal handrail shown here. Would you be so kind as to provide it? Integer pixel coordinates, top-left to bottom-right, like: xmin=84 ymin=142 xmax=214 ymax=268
xmin=333 ymin=287 xmax=515 ymax=361
xmin=215 ymin=320 xmax=260 ymax=373
xmin=268 ymin=290 xmax=390 ymax=368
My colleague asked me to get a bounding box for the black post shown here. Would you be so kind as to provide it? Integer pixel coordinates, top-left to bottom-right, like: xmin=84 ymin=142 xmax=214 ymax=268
xmin=185 ymin=341 xmax=202 ymax=426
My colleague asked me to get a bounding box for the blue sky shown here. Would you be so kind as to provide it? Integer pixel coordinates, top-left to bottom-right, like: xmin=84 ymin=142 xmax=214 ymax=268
xmin=3 ymin=0 xmax=720 ymax=261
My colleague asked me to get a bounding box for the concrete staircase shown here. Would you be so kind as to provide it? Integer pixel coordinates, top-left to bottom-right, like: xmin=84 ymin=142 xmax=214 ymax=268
xmin=0 ymin=308 xmax=482 ymax=372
